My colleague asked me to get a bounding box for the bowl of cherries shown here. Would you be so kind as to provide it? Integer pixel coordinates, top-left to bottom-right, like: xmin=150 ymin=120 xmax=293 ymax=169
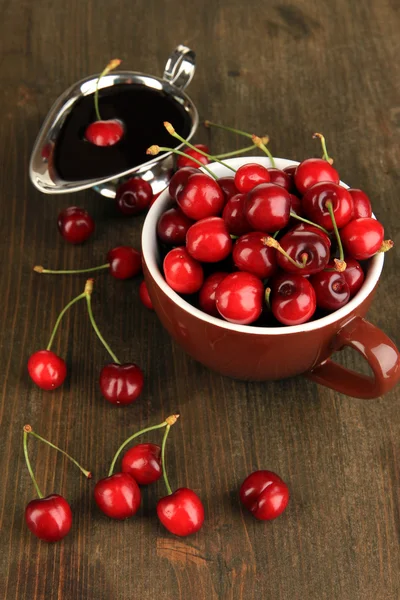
xmin=142 ymin=128 xmax=400 ymax=399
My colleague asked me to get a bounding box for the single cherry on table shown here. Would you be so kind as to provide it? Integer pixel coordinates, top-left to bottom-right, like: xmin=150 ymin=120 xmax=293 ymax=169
xmin=57 ymin=207 xmax=95 ymax=244
xmin=240 ymin=470 xmax=290 ymax=521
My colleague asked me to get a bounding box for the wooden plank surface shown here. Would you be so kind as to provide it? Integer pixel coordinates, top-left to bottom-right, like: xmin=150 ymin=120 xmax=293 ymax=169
xmin=0 ymin=0 xmax=399 ymax=598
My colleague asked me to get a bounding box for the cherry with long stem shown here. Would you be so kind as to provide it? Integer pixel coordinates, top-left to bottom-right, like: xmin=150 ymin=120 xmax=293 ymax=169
xmin=263 ymin=237 xmax=307 ymax=270
xmin=146 ymin=145 xmax=219 ymax=179
xmin=23 ymin=427 xmax=43 ymax=499
xmin=325 ymin=200 xmax=346 ymax=271
xmin=313 ymin=132 xmax=334 ymax=164
xmin=84 ymin=279 xmax=120 ymax=364
xmin=94 ymin=59 xmax=121 ymax=122
xmin=35 ymin=264 xmax=109 ymax=276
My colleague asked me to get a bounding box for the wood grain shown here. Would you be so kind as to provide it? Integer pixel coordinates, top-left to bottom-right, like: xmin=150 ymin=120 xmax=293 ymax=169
xmin=0 ymin=0 xmax=399 ymax=598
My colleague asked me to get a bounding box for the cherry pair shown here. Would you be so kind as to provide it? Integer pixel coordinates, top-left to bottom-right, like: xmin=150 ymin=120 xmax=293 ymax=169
xmin=28 ymin=279 xmax=143 ymax=405
xmin=94 ymin=415 xmax=204 ymax=537
xmin=23 ymin=425 xmax=91 ymax=542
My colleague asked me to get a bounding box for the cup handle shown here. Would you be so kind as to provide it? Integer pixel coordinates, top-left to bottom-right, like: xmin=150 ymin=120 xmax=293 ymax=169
xmin=306 ymin=316 xmax=400 ymax=399
xmin=163 ymin=45 xmax=196 ymax=90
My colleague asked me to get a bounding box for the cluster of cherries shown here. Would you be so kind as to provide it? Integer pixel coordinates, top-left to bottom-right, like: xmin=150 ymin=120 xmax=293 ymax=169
xmin=23 ymin=419 xmax=289 ymax=542
xmin=151 ymin=123 xmax=393 ymax=327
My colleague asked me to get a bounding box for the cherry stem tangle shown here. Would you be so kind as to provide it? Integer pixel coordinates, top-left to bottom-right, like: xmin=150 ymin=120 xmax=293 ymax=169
xmin=45 ymin=290 xmax=87 ymax=351
xmin=214 ymin=140 xmax=268 ymax=159
xmin=108 ymin=415 xmax=179 ymax=477
xmin=34 ymin=264 xmax=110 ymax=276
xmin=146 ymin=145 xmax=218 ymax=179
xmin=313 ymin=133 xmax=333 ymax=164
xmin=325 ymin=201 xmax=346 ymax=270
xmin=23 ymin=428 xmax=43 ymax=499
xmin=94 ymin=59 xmax=121 ymax=122
xmin=84 ymin=279 xmax=120 ymax=364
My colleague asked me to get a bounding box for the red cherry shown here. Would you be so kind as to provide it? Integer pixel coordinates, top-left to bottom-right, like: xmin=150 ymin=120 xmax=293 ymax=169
xmin=121 ymin=443 xmax=162 ymax=485
xmin=25 ymin=494 xmax=72 ymax=542
xmin=222 ymin=193 xmax=251 ymax=236
xmin=348 ymin=189 xmax=372 ymax=219
xmin=94 ymin=473 xmax=141 ymax=519
xmin=176 ymin=173 xmax=225 ymax=220
xmin=282 ymin=165 xmax=298 ymax=193
xmin=57 ymin=207 xmax=95 ymax=244
xmin=234 ymin=163 xmax=271 ymax=193
xmin=115 ymin=178 xmax=153 ymax=216
xmin=302 ymin=182 xmax=354 ymax=230
xmin=240 ymin=470 xmax=289 ymax=520
xmin=267 ymin=168 xmax=291 ymax=191
xmin=233 ymin=232 xmax=277 ymax=279
xmin=28 ymin=350 xmax=67 ymax=391
xmin=157 ymin=488 xmax=204 ymax=536
xmin=99 ymin=363 xmax=144 ymax=405
xmin=85 ymin=119 xmax=124 ymax=146
xmin=169 ymin=167 xmax=198 ymax=199
xmin=290 ymin=222 xmax=331 ymax=248
xmin=164 ymin=247 xmax=204 ymax=294
xmin=186 ymin=217 xmax=232 ymax=262
xmin=310 ymin=269 xmax=350 ymax=311
xmin=176 ymin=144 xmax=210 ymax=169
xmin=157 ymin=207 xmax=193 ymax=245
xmin=271 ymin=273 xmax=316 ymax=325
xmin=341 ymin=218 xmax=384 ymax=260
xmin=294 ymin=158 xmax=339 ymax=195
xmin=276 ymin=228 xmax=331 ymax=275
xmin=139 ymin=281 xmax=153 ymax=310
xmin=217 ymin=176 xmax=239 ymax=204
xmin=198 ymin=272 xmax=228 ymax=317
xmin=107 ymin=246 xmax=142 ymax=279
xmin=245 ymin=183 xmax=291 ymax=232
xmin=289 ymin=194 xmax=303 ymax=218
xmin=342 ymin=257 xmax=365 ymax=297
xmin=215 ymin=272 xmax=264 ymax=325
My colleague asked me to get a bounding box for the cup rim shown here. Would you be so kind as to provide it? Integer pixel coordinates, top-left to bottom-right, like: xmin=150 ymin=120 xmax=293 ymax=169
xmin=142 ymin=156 xmax=384 ymax=336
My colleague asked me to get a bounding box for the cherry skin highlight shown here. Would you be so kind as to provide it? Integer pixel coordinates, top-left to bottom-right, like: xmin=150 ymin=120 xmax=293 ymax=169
xmin=57 ymin=207 xmax=95 ymax=244
xmin=245 ymin=183 xmax=291 ymax=232
xmin=121 ymin=443 xmax=162 ymax=485
xmin=294 ymin=158 xmax=339 ymax=195
xmin=240 ymin=470 xmax=289 ymax=521
xmin=310 ymin=269 xmax=350 ymax=311
xmin=271 ymin=273 xmax=316 ymax=325
xmin=85 ymin=120 xmax=124 ymax=147
xmin=348 ymin=189 xmax=372 ymax=219
xmin=177 ymin=144 xmax=210 ymax=169
xmin=28 ymin=350 xmax=67 ymax=391
xmin=94 ymin=473 xmax=141 ymax=519
xmin=176 ymin=173 xmax=225 ymax=220
xmin=341 ymin=218 xmax=384 ymax=260
xmin=198 ymin=272 xmax=228 ymax=317
xmin=302 ymin=182 xmax=354 ymax=230
xmin=157 ymin=488 xmax=205 ymax=537
xmin=157 ymin=207 xmax=193 ymax=245
xmin=234 ymin=163 xmax=271 ymax=193
xmin=107 ymin=247 xmax=142 ymax=279
xmin=186 ymin=217 xmax=232 ymax=263
xmin=215 ymin=272 xmax=264 ymax=325
xmin=233 ymin=232 xmax=277 ymax=279
xmin=115 ymin=178 xmax=153 ymax=216
xmin=163 ymin=247 xmax=204 ymax=294
xmin=25 ymin=494 xmax=72 ymax=542
xmin=99 ymin=363 xmax=144 ymax=405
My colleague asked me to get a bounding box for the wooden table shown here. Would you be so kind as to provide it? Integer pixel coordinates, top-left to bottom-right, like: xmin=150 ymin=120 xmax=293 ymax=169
xmin=1 ymin=1 xmax=399 ymax=598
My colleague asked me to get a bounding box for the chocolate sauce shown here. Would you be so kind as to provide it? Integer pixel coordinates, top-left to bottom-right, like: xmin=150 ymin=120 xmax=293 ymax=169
xmin=54 ymin=84 xmax=192 ymax=181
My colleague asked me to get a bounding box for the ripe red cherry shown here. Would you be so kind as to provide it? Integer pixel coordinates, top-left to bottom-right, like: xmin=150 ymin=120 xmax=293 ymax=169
xmin=164 ymin=247 xmax=204 ymax=294
xmin=290 ymin=222 xmax=331 ymax=247
xmin=342 ymin=257 xmax=365 ymax=297
xmin=176 ymin=173 xmax=225 ymax=220
xmin=294 ymin=158 xmax=339 ymax=195
xmin=277 ymin=228 xmax=330 ymax=275
xmin=341 ymin=218 xmax=384 ymax=260
xmin=283 ymin=165 xmax=298 ymax=193
xmin=240 ymin=470 xmax=289 ymax=521
xmin=169 ymin=167 xmax=198 ymax=199
xmin=177 ymin=144 xmax=210 ymax=169
xmin=25 ymin=494 xmax=72 ymax=542
xmin=217 ymin=176 xmax=238 ymax=204
xmin=271 ymin=273 xmax=316 ymax=325
xmin=57 ymin=207 xmax=95 ymax=244
xmin=85 ymin=119 xmax=124 ymax=147
xmin=234 ymin=163 xmax=271 ymax=193
xmin=348 ymin=189 xmax=372 ymax=219
xmin=233 ymin=232 xmax=277 ymax=279
xmin=310 ymin=269 xmax=350 ymax=311
xmin=107 ymin=246 xmax=142 ymax=279
xmin=267 ymin=168 xmax=291 ymax=191
xmin=157 ymin=207 xmax=193 ymax=245
xmin=94 ymin=473 xmax=141 ymax=519
xmin=186 ymin=217 xmax=232 ymax=262
xmin=115 ymin=178 xmax=153 ymax=216
xmin=28 ymin=350 xmax=67 ymax=391
xmin=198 ymin=272 xmax=228 ymax=317
xmin=121 ymin=443 xmax=162 ymax=485
xmin=302 ymin=182 xmax=354 ymax=230
xmin=139 ymin=281 xmax=153 ymax=310
xmin=99 ymin=363 xmax=144 ymax=405
xmin=289 ymin=194 xmax=303 ymax=217
xmin=157 ymin=488 xmax=204 ymax=536
xmin=215 ymin=272 xmax=264 ymax=325
xmin=222 ymin=193 xmax=250 ymax=236
xmin=245 ymin=183 xmax=291 ymax=232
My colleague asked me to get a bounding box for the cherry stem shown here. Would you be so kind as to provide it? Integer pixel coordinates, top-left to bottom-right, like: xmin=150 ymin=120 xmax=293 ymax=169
xmin=204 ymin=120 xmax=255 ymax=140
xmin=24 ymin=426 xmax=91 ymax=478
xmin=34 ymin=264 xmax=110 ymax=276
xmin=163 ymin=122 xmax=236 ymax=172
xmin=272 ymin=230 xmax=280 ymax=239
xmin=263 ymin=236 xmax=305 ymax=269
xmin=84 ymin=280 xmax=120 ymax=364
xmin=23 ymin=429 xmax=43 ymax=499
xmin=161 ymin=425 xmax=173 ymax=495
xmin=108 ymin=414 xmax=179 ymax=476
xmin=289 ymin=212 xmax=330 ymax=235
xmin=264 ymin=287 xmax=271 ymax=310
xmin=378 ymin=239 xmax=394 ymax=253
xmin=313 ymin=133 xmax=333 ymax=164
xmin=146 ymin=145 xmax=218 ymax=179
xmin=94 ymin=59 xmax=121 ymax=122
xmin=325 ymin=201 xmax=345 ymax=265
xmin=251 ymin=135 xmax=275 ymax=168
xmin=46 ymin=290 xmax=87 ymax=351
xmin=214 ymin=140 xmax=268 ymax=159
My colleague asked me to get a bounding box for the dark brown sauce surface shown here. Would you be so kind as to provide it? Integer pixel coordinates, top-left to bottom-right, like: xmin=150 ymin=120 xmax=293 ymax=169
xmin=54 ymin=83 xmax=192 ymax=181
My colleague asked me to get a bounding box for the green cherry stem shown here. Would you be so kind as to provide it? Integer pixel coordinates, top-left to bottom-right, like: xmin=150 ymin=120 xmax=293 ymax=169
xmin=313 ymin=132 xmax=333 ymax=164
xmin=94 ymin=59 xmax=121 ymax=122
xmin=108 ymin=415 xmax=179 ymax=477
xmin=161 ymin=425 xmax=173 ymax=495
xmin=325 ymin=201 xmax=346 ymax=270
xmin=34 ymin=264 xmax=110 ymax=276
xmin=204 ymin=120 xmax=255 ymax=140
xmin=289 ymin=213 xmax=330 ymax=236
xmin=146 ymin=145 xmax=219 ymax=180
xmin=214 ymin=142 xmax=265 ymax=159
xmin=264 ymin=287 xmax=272 ymax=311
xmin=25 ymin=425 xmax=91 ymax=478
xmin=163 ymin=122 xmax=236 ymax=172
xmin=23 ymin=427 xmax=43 ymax=499
xmin=43 ymin=289 xmax=87 ymax=351
xmin=84 ymin=279 xmax=120 ymax=364
xmin=263 ymin=236 xmax=306 ymax=270
xmin=251 ymin=135 xmax=276 ymax=168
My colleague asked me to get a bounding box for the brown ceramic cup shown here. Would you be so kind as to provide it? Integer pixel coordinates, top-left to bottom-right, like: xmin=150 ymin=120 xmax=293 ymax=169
xmin=142 ymin=157 xmax=400 ymax=399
